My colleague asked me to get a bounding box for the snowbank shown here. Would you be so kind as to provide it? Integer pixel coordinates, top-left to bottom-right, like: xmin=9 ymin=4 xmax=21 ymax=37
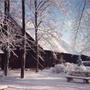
xmin=50 ymin=63 xmax=87 ymax=74
xmin=0 ymin=66 xmax=90 ymax=90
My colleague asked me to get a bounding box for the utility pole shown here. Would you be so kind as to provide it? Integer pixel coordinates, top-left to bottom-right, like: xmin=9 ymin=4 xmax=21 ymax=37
xmin=34 ymin=0 xmax=39 ymax=72
xmin=4 ymin=0 xmax=10 ymax=76
xmin=21 ymin=0 xmax=26 ymax=78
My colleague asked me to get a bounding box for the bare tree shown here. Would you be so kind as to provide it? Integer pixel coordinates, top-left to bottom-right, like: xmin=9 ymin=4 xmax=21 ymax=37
xmin=26 ymin=0 xmax=68 ymax=69
xmin=0 ymin=1 xmax=23 ymax=76
xmin=71 ymin=0 xmax=90 ymax=58
xmin=26 ymin=0 xmax=51 ymax=72
xmin=3 ymin=0 xmax=10 ymax=76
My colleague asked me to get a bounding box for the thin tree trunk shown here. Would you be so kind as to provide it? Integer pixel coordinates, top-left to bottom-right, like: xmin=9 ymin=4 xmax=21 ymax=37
xmin=73 ymin=0 xmax=86 ymax=48
xmin=34 ymin=0 xmax=39 ymax=72
xmin=4 ymin=0 xmax=10 ymax=76
xmin=21 ymin=0 xmax=26 ymax=78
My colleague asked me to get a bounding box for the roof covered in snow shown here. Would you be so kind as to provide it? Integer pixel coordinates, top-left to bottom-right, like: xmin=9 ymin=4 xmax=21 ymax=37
xmin=26 ymin=30 xmax=78 ymax=55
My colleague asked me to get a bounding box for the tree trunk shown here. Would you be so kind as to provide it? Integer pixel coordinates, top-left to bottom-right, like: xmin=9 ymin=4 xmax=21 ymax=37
xmin=4 ymin=0 xmax=10 ymax=76
xmin=21 ymin=0 xmax=26 ymax=78
xmin=34 ymin=0 xmax=39 ymax=72
xmin=4 ymin=49 xmax=10 ymax=76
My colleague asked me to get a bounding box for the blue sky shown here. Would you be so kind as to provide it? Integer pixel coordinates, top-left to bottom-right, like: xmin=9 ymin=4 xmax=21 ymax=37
xmin=50 ymin=0 xmax=90 ymax=44
xmin=9 ymin=0 xmax=90 ymax=45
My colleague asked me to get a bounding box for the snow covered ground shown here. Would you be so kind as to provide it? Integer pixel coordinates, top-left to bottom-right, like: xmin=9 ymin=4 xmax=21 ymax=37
xmin=0 ymin=68 xmax=90 ymax=90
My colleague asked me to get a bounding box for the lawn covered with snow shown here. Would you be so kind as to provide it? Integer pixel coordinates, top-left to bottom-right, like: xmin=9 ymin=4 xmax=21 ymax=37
xmin=0 ymin=65 xmax=90 ymax=90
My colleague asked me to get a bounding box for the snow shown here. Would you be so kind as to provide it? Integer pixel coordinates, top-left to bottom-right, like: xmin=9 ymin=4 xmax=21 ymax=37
xmin=26 ymin=30 xmax=78 ymax=54
xmin=0 ymin=49 xmax=4 ymax=54
xmin=0 ymin=67 xmax=90 ymax=90
xmin=50 ymin=63 xmax=88 ymax=74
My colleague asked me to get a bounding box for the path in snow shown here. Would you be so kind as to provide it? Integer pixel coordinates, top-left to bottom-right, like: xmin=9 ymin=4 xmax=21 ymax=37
xmin=0 ymin=69 xmax=90 ymax=90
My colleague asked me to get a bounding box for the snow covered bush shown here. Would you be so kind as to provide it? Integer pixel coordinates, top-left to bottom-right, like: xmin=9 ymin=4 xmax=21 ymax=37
xmin=51 ymin=64 xmax=65 ymax=73
xmin=50 ymin=63 xmax=76 ymax=73
xmin=75 ymin=64 xmax=87 ymax=72
xmin=64 ymin=63 xmax=77 ymax=73
xmin=55 ymin=64 xmax=65 ymax=73
xmin=50 ymin=62 xmax=87 ymax=74
xmin=0 ymin=70 xmax=4 ymax=77
xmin=64 ymin=63 xmax=87 ymax=73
